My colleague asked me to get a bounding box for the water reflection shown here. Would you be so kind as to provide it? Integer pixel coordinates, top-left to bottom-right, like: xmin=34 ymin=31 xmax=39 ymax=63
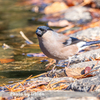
xmin=0 ymin=0 xmax=46 ymax=85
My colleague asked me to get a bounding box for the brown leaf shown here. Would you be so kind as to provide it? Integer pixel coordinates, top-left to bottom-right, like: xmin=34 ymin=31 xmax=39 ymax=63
xmin=44 ymin=2 xmax=68 ymax=15
xmin=0 ymin=59 xmax=14 ymax=64
xmin=65 ymin=67 xmax=84 ymax=77
xmin=65 ymin=67 xmax=98 ymax=79
xmin=0 ymin=97 xmax=5 ymax=100
xmin=37 ymin=85 xmax=47 ymax=90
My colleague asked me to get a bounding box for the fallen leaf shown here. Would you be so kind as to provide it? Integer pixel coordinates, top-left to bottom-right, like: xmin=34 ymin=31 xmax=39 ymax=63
xmin=0 ymin=97 xmax=5 ymax=100
xmin=65 ymin=67 xmax=98 ymax=79
xmin=37 ymin=85 xmax=47 ymax=90
xmin=0 ymin=59 xmax=14 ymax=64
xmin=65 ymin=67 xmax=84 ymax=77
xmin=44 ymin=2 xmax=68 ymax=15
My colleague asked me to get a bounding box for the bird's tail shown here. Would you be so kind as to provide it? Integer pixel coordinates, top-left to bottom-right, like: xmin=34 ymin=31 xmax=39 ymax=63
xmin=83 ymin=40 xmax=100 ymax=47
xmin=77 ymin=40 xmax=100 ymax=52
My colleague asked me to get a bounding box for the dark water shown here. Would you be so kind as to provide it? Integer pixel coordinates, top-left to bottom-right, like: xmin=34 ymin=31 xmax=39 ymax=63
xmin=0 ymin=0 xmax=48 ymax=85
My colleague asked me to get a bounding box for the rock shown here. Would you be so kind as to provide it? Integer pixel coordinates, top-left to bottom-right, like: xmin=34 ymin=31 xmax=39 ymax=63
xmin=68 ymin=73 xmax=100 ymax=92
xmin=70 ymin=27 xmax=100 ymax=40
xmin=57 ymin=48 xmax=100 ymax=67
xmin=31 ymin=3 xmax=48 ymax=13
xmin=30 ymin=76 xmax=74 ymax=85
xmin=94 ymin=0 xmax=100 ymax=8
xmin=1 ymin=91 xmax=98 ymax=100
xmin=24 ymin=91 xmax=98 ymax=100
xmin=64 ymin=6 xmax=92 ymax=24
xmin=55 ymin=60 xmax=100 ymax=77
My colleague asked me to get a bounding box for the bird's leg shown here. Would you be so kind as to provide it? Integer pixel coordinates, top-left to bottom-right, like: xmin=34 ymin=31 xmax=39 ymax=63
xmin=66 ymin=61 xmax=70 ymax=67
xmin=66 ymin=57 xmax=71 ymax=68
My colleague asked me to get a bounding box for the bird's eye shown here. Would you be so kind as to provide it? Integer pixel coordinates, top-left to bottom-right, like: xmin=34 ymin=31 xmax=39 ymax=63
xmin=43 ymin=30 xmax=46 ymax=33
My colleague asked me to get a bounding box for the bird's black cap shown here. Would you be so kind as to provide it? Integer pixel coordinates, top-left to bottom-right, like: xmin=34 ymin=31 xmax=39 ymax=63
xmin=36 ymin=26 xmax=53 ymax=37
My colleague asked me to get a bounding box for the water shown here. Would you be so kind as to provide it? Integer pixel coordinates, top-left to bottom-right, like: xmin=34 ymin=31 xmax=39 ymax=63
xmin=0 ymin=0 xmax=48 ymax=85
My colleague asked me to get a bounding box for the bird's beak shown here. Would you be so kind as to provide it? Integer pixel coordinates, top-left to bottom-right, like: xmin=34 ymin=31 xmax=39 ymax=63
xmin=36 ymin=29 xmax=43 ymax=37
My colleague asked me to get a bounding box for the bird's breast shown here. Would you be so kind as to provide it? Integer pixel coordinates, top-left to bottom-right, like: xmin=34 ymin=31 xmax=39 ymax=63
xmin=39 ymin=39 xmax=62 ymax=60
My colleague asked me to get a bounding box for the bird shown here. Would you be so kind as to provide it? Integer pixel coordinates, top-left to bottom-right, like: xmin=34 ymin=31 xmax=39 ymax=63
xmin=36 ymin=26 xmax=100 ymax=71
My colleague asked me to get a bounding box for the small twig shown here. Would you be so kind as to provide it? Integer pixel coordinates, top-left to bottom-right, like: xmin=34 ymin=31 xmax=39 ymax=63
xmin=20 ymin=44 xmax=26 ymax=48
xmin=26 ymin=82 xmax=48 ymax=90
xmin=47 ymin=76 xmax=55 ymax=88
xmin=85 ymin=57 xmax=90 ymax=61
xmin=19 ymin=83 xmax=25 ymax=90
xmin=91 ymin=57 xmax=96 ymax=61
xmin=2 ymin=43 xmax=10 ymax=50
xmin=20 ymin=31 xmax=34 ymax=44
xmin=89 ymin=85 xmax=96 ymax=92
xmin=12 ymin=88 xmax=25 ymax=92
xmin=50 ymin=80 xmax=67 ymax=87
xmin=94 ymin=85 xmax=100 ymax=91
xmin=2 ymin=43 xmax=22 ymax=51
xmin=11 ymin=75 xmax=32 ymax=90
xmin=45 ymin=59 xmax=55 ymax=69
xmin=93 ymin=61 xmax=98 ymax=69
xmin=30 ymin=72 xmax=47 ymax=79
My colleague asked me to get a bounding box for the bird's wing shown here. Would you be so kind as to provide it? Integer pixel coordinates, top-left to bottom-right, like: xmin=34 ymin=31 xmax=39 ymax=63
xmin=54 ymin=32 xmax=83 ymax=46
xmin=63 ymin=37 xmax=82 ymax=46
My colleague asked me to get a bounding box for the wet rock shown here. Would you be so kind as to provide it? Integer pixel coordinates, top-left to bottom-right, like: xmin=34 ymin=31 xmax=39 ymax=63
xmin=64 ymin=6 xmax=92 ymax=24
xmin=0 ymin=91 xmax=98 ymax=100
xmin=55 ymin=60 xmax=100 ymax=77
xmin=70 ymin=27 xmax=100 ymax=40
xmin=24 ymin=91 xmax=98 ymax=100
xmin=48 ymin=61 xmax=100 ymax=92
xmin=0 ymin=91 xmax=12 ymax=99
xmin=68 ymin=73 xmax=100 ymax=92
xmin=30 ymin=76 xmax=74 ymax=85
xmin=31 ymin=3 xmax=48 ymax=13
xmin=95 ymin=0 xmax=100 ymax=8
xmin=57 ymin=48 xmax=100 ymax=67
xmin=0 ymin=63 xmax=100 ymax=99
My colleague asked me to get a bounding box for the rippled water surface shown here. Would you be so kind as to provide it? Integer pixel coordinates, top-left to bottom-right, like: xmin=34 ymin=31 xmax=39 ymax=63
xmin=0 ymin=0 xmax=48 ymax=85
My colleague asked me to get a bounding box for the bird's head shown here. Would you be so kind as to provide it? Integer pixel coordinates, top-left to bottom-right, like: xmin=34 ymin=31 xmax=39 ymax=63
xmin=36 ymin=26 xmax=53 ymax=37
